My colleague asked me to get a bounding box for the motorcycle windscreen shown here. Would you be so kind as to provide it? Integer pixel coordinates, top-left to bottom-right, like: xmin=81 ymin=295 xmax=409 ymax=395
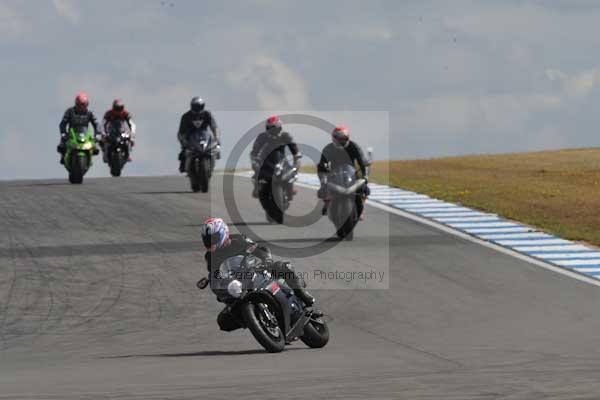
xmin=70 ymin=127 xmax=94 ymax=147
xmin=330 ymin=164 xmax=357 ymax=187
xmin=189 ymin=129 xmax=212 ymax=151
xmin=218 ymin=255 xmax=244 ymax=279
xmin=109 ymin=120 xmax=130 ymax=137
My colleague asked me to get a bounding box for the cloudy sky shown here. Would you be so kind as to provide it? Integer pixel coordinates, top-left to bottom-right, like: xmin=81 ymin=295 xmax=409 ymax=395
xmin=2 ymin=0 xmax=600 ymax=179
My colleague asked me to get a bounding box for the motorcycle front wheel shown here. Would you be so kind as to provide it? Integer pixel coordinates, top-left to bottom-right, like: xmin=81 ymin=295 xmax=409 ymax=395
xmin=199 ymin=157 xmax=211 ymax=193
xmin=241 ymin=301 xmax=285 ymax=353
xmin=69 ymin=154 xmax=87 ymax=184
xmin=110 ymin=150 xmax=123 ymax=177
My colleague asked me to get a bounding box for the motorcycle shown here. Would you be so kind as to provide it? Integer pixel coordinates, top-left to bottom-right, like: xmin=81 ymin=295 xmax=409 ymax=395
xmin=185 ymin=129 xmax=217 ymax=192
xmin=325 ymin=164 xmax=367 ymax=240
xmin=106 ymin=120 xmax=132 ymax=177
xmin=197 ymin=254 xmax=329 ymax=353
xmin=256 ymin=153 xmax=298 ymax=224
xmin=62 ymin=126 xmax=98 ymax=184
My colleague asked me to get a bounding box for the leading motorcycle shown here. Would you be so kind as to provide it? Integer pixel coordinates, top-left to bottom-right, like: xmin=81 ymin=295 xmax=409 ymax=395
xmin=62 ymin=126 xmax=98 ymax=184
xmin=197 ymin=254 xmax=329 ymax=353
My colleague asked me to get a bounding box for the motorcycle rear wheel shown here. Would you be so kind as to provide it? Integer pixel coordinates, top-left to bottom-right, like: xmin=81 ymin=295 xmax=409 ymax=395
xmin=300 ymin=320 xmax=330 ymax=348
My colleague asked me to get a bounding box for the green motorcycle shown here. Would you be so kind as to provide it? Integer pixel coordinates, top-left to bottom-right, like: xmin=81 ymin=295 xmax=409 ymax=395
xmin=63 ymin=126 xmax=98 ymax=184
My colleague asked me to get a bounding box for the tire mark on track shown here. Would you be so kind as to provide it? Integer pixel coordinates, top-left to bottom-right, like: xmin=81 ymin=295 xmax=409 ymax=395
xmin=0 ymin=227 xmax=19 ymax=350
xmin=0 ymin=193 xmax=54 ymax=350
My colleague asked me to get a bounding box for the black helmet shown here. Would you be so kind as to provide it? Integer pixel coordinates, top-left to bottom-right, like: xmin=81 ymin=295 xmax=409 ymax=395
xmin=112 ymin=99 xmax=125 ymax=112
xmin=190 ymin=97 xmax=205 ymax=113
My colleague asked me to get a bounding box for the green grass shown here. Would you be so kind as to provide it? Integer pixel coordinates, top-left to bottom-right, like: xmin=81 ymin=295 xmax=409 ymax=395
xmin=364 ymin=148 xmax=600 ymax=246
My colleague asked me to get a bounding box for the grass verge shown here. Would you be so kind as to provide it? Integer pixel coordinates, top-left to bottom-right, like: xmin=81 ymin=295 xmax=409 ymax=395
xmin=366 ymin=148 xmax=600 ymax=246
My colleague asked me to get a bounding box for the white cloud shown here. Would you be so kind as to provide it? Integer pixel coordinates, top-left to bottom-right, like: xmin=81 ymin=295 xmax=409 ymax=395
xmin=0 ymin=3 xmax=29 ymax=41
xmin=52 ymin=0 xmax=80 ymax=24
xmin=329 ymin=25 xmax=394 ymax=41
xmin=444 ymin=3 xmax=549 ymax=40
xmin=397 ymin=93 xmax=563 ymax=134
xmin=57 ymin=73 xmax=194 ymax=115
xmin=226 ymin=56 xmax=309 ymax=110
xmin=546 ymin=68 xmax=600 ymax=98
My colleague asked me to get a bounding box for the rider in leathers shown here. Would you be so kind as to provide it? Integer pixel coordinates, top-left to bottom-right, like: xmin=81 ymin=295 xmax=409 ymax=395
xmin=317 ymin=125 xmax=370 ymax=217
xmin=57 ymin=92 xmax=101 ymax=164
xmin=177 ymin=97 xmax=220 ymax=173
xmin=200 ymin=218 xmax=314 ymax=331
xmin=102 ymin=99 xmax=136 ymax=163
xmin=250 ymin=115 xmax=302 ymax=198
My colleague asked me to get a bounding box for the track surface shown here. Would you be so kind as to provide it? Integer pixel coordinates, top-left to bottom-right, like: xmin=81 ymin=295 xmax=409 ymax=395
xmin=2 ymin=175 xmax=600 ymax=399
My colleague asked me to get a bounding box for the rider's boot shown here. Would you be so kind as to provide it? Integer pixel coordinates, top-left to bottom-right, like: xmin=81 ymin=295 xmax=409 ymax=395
xmin=251 ymin=173 xmax=259 ymax=198
xmin=56 ymin=142 xmax=65 ymax=165
xmin=321 ymin=199 xmax=330 ymax=216
xmin=295 ymin=287 xmax=315 ymax=306
xmin=178 ymin=152 xmax=186 ymax=173
xmin=102 ymin=147 xmax=109 ymax=163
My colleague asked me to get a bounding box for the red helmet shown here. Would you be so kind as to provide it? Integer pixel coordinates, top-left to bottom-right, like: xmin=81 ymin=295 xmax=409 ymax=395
xmin=112 ymin=99 xmax=125 ymax=112
xmin=75 ymin=92 xmax=89 ymax=111
xmin=266 ymin=115 xmax=282 ymax=136
xmin=332 ymin=125 xmax=350 ymax=148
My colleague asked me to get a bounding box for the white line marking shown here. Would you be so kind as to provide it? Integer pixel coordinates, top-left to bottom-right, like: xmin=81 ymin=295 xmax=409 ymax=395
xmin=513 ymin=245 xmax=592 ymax=252
xmin=450 ymin=222 xmax=518 ymax=228
xmin=479 ymin=233 xmax=552 ymax=240
xmin=556 ymin=259 xmax=600 ymax=266
xmin=372 ymin=194 xmax=430 ymax=199
xmin=400 ymin=203 xmax=460 ymax=209
xmin=372 ymin=200 xmax=441 ymax=205
xmin=465 ymin=227 xmax=533 ymax=233
xmin=435 ymin=216 xmax=500 ymax=223
xmin=532 ymin=253 xmax=600 ymax=259
xmin=422 ymin=212 xmax=488 ymax=218
xmin=495 ymin=239 xmax=571 ymax=246
xmin=411 ymin=208 xmax=475 ymax=213
xmin=574 ymin=268 xmax=600 ymax=273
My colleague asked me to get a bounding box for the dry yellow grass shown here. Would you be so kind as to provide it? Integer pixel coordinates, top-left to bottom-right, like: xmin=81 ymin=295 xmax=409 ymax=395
xmin=367 ymin=148 xmax=600 ymax=246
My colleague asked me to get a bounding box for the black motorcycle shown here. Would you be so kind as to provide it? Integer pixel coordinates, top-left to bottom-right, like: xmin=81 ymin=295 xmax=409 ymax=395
xmin=326 ymin=164 xmax=367 ymax=241
xmin=257 ymin=153 xmax=298 ymax=224
xmin=198 ymin=254 xmax=329 ymax=353
xmin=106 ymin=120 xmax=132 ymax=177
xmin=185 ymin=129 xmax=217 ymax=192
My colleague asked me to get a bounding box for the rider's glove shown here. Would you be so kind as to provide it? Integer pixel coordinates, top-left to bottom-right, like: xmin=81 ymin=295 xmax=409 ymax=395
xmin=294 ymin=153 xmax=302 ymax=169
xmin=251 ymin=158 xmax=261 ymax=172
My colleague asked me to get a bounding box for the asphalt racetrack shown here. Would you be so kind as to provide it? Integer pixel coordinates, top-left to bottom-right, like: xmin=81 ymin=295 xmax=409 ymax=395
xmin=2 ymin=175 xmax=600 ymax=399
